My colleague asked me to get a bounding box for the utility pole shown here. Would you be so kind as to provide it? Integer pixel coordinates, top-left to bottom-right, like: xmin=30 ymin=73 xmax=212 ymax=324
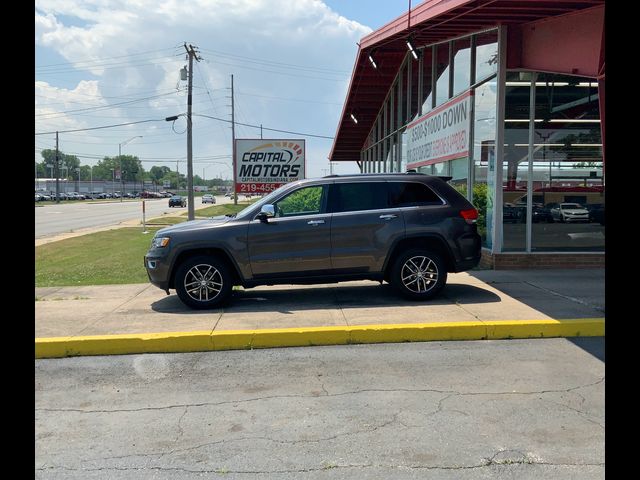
xmin=55 ymin=131 xmax=60 ymax=204
xmin=231 ymin=74 xmax=237 ymax=205
xmin=184 ymin=43 xmax=201 ymax=220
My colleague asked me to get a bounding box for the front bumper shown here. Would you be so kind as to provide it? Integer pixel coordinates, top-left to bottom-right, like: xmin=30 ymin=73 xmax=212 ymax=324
xmin=144 ymin=254 xmax=171 ymax=291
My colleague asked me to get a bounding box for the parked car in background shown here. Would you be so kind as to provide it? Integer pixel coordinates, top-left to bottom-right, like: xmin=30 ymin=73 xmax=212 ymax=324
xmin=201 ymin=194 xmax=216 ymax=204
xmin=531 ymin=204 xmax=554 ymax=223
xmin=589 ymin=205 xmax=605 ymax=225
xmin=503 ymin=203 xmax=524 ymax=223
xmin=585 ymin=204 xmax=604 ymax=222
xmin=548 ymin=202 xmax=590 ymax=223
xmin=168 ymin=195 xmax=187 ymax=207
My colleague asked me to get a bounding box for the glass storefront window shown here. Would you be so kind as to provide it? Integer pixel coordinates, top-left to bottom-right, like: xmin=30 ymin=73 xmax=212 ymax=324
xmin=453 ymin=37 xmax=471 ymax=96
xmin=435 ymin=43 xmax=450 ymax=107
xmin=502 ymin=72 xmax=531 ymax=252
xmin=475 ymin=30 xmax=498 ymax=82
xmin=449 ymin=157 xmax=469 ymax=199
xmin=400 ymin=130 xmax=408 ymax=172
xmin=409 ymin=54 xmax=420 ymax=121
xmin=531 ymin=73 xmax=603 ymax=251
xmin=421 ymin=46 xmax=434 ymax=115
xmin=501 ymin=71 xmax=603 ymax=253
xmin=433 ymin=161 xmax=449 ymax=177
xmin=473 ymin=79 xmax=497 ymax=248
xmin=399 ymin=61 xmax=408 ymax=125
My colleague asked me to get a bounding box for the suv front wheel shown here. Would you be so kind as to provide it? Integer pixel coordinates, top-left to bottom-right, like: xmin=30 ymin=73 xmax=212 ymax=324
xmin=174 ymin=255 xmax=233 ymax=309
xmin=390 ymin=249 xmax=447 ymax=300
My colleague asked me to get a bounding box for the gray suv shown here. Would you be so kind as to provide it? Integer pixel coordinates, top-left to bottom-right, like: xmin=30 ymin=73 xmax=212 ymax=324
xmin=145 ymin=174 xmax=481 ymax=309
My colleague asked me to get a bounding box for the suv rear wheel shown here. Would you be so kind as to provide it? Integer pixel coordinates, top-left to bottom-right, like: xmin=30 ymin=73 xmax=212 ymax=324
xmin=390 ymin=249 xmax=447 ymax=300
xmin=174 ymin=255 xmax=233 ymax=309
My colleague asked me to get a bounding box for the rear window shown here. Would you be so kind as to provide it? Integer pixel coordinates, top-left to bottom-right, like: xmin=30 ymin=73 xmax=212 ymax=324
xmin=388 ymin=182 xmax=442 ymax=207
xmin=329 ymin=183 xmax=387 ymax=213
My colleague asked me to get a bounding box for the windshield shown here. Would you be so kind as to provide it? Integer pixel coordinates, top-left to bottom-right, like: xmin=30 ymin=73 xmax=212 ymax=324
xmin=233 ymin=184 xmax=291 ymax=219
xmin=561 ymin=203 xmax=582 ymax=209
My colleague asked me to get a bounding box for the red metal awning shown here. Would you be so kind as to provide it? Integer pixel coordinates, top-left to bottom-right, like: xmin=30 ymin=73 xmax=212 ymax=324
xmin=329 ymin=0 xmax=605 ymax=162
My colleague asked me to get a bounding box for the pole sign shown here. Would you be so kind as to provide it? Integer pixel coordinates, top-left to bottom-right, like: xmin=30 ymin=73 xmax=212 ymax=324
xmin=235 ymin=139 xmax=305 ymax=194
xmin=406 ymin=91 xmax=472 ymax=169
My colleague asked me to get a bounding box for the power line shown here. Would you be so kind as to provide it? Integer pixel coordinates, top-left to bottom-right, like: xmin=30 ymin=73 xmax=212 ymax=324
xmin=193 ymin=113 xmax=334 ymax=139
xmin=35 ymin=46 xmax=182 ymax=69
xmin=202 ymin=58 xmax=345 ymax=82
xmin=35 ymin=119 xmax=166 ymax=135
xmin=35 ymin=91 xmax=184 ymax=117
xmin=236 ymin=90 xmax=343 ymax=106
xmin=199 ymin=48 xmax=349 ymax=75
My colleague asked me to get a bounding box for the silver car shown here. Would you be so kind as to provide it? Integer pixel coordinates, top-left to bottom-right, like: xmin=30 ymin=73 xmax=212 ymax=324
xmin=550 ymin=203 xmax=589 ymax=223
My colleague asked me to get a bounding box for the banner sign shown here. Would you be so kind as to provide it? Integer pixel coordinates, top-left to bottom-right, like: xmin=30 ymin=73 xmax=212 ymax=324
xmin=406 ymin=91 xmax=472 ymax=169
xmin=235 ymin=139 xmax=305 ymax=194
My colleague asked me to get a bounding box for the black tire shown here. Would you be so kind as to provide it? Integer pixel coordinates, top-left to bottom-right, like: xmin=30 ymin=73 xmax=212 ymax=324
xmin=174 ymin=255 xmax=233 ymax=309
xmin=390 ymin=249 xmax=447 ymax=301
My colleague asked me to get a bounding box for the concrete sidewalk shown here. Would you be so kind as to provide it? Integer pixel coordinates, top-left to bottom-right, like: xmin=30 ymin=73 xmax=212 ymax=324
xmin=35 ymin=269 xmax=605 ymax=358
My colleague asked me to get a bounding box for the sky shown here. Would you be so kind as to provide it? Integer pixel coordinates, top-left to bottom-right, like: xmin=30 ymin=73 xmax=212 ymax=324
xmin=35 ymin=0 xmax=415 ymax=181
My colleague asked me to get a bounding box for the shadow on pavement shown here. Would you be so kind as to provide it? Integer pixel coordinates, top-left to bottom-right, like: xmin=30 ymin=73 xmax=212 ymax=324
xmin=567 ymin=337 xmax=605 ymax=362
xmin=467 ymin=269 xmax=605 ymax=320
xmin=150 ymin=282 xmax=501 ymax=314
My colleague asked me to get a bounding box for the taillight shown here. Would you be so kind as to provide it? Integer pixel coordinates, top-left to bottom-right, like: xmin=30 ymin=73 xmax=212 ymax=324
xmin=460 ymin=208 xmax=478 ymax=224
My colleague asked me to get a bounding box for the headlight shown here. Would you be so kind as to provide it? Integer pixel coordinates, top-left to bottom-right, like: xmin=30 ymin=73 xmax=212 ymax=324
xmin=151 ymin=236 xmax=170 ymax=248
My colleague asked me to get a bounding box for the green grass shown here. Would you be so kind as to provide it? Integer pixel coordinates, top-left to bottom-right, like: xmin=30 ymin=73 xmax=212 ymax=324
xmin=36 ymin=200 xmax=259 ymax=287
xmin=36 ymin=228 xmax=162 ymax=287
xmin=187 ymin=201 xmax=255 ymax=218
xmin=145 ymin=216 xmax=186 ymax=225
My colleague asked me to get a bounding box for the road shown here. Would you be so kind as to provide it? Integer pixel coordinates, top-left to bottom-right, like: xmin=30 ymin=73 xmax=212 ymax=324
xmin=35 ymin=338 xmax=604 ymax=479
xmin=34 ymin=195 xmax=236 ymax=239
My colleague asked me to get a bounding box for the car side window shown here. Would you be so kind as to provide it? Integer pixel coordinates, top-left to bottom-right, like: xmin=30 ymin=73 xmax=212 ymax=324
xmin=388 ymin=182 xmax=443 ymax=207
xmin=273 ymin=185 xmax=324 ymax=218
xmin=329 ymin=182 xmax=387 ymax=213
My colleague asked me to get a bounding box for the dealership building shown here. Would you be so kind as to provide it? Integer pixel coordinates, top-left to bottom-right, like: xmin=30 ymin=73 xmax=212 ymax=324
xmin=329 ymin=0 xmax=604 ymax=268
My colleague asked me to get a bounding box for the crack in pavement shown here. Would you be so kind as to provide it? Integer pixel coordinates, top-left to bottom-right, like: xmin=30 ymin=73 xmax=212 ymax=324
xmin=35 ymin=377 xmax=604 ymax=415
xmin=68 ymin=413 xmax=403 ymax=464
xmin=524 ymin=281 xmax=605 ymax=314
xmin=35 ymin=457 xmax=606 ymax=474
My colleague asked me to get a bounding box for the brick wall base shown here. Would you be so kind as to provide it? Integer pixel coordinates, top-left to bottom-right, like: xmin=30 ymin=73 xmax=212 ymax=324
xmin=479 ymin=249 xmax=605 ymax=269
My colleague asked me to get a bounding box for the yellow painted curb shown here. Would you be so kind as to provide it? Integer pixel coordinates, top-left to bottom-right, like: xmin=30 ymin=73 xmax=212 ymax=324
xmin=35 ymin=318 xmax=604 ymax=359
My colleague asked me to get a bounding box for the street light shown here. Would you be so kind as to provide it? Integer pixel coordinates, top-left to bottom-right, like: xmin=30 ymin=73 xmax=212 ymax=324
xmin=118 ymin=136 xmax=143 ymax=202
xmin=110 ymin=168 xmax=115 ymax=197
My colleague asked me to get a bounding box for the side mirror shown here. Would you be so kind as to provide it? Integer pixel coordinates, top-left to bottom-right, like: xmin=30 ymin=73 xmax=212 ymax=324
xmin=257 ymin=204 xmax=275 ymax=222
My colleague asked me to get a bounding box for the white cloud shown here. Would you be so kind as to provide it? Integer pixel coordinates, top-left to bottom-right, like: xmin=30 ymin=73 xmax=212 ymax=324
xmin=35 ymin=0 xmax=373 ymax=177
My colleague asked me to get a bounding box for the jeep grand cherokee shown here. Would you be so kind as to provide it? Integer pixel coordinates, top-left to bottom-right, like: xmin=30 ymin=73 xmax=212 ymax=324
xmin=145 ymin=173 xmax=481 ymax=309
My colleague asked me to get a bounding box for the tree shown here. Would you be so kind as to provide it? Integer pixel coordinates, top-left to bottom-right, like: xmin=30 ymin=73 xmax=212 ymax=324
xmin=35 ymin=161 xmax=47 ymax=178
xmin=149 ymin=166 xmax=171 ymax=183
xmin=40 ymin=149 xmax=81 ymax=179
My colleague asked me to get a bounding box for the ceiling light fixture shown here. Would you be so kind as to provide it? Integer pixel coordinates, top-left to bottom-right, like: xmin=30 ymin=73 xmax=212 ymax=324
xmin=350 ymin=113 xmax=358 ymax=124
xmin=406 ymin=38 xmax=418 ymax=60
xmin=368 ymin=53 xmax=377 ymax=69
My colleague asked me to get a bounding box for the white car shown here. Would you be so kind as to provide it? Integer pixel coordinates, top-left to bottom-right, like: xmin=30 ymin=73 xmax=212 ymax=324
xmin=549 ymin=202 xmax=589 ymax=223
xmin=202 ymin=194 xmax=216 ymax=204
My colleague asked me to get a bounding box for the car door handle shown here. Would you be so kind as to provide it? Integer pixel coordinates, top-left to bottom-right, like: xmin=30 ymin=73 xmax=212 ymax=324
xmin=379 ymin=214 xmax=398 ymax=220
xmin=307 ymin=219 xmax=325 ymax=226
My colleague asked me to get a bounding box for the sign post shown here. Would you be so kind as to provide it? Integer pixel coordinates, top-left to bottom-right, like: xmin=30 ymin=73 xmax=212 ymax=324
xmin=142 ymin=200 xmax=148 ymax=234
